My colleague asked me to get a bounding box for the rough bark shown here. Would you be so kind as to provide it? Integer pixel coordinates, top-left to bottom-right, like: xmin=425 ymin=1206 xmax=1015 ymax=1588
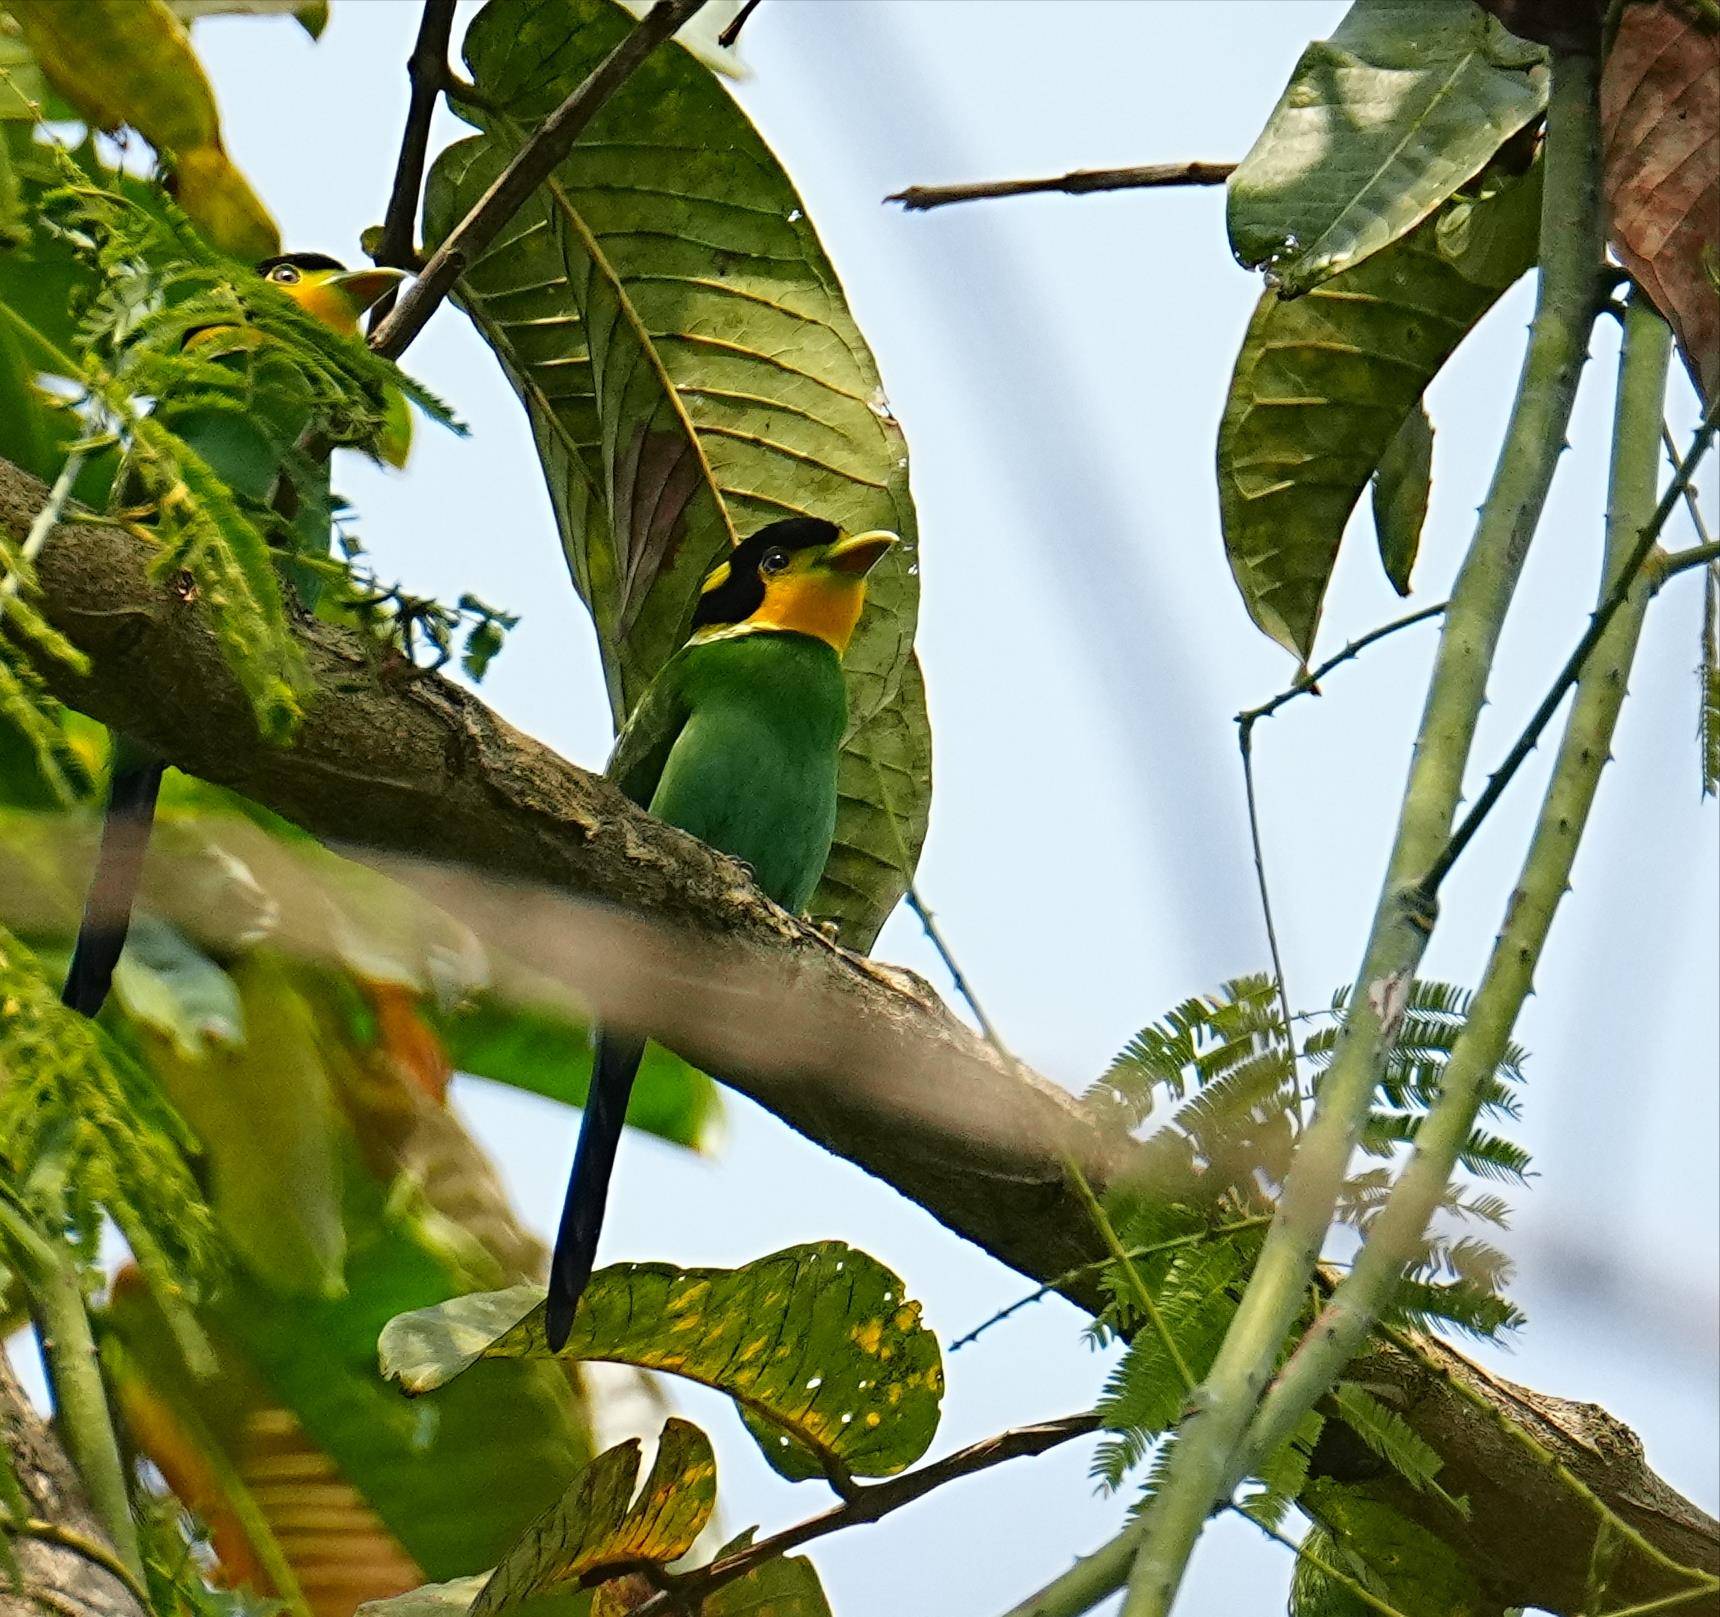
xmin=2 ymin=458 xmax=1715 ymax=1612
xmin=0 ymin=1354 xmax=148 ymax=1617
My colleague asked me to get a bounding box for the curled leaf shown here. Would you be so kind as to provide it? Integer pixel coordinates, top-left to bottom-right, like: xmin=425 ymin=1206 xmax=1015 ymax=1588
xmin=1371 ymin=403 xmax=1434 ymax=597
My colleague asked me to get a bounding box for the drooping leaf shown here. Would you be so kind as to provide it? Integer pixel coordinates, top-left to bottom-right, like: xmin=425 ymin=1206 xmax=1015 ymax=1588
xmin=471 ymin=1420 xmax=715 ymax=1617
xmin=1228 ymin=0 xmax=1546 ymax=295
xmin=1218 ymin=154 xmax=1543 ymax=658
xmin=424 ymin=0 xmax=927 ymax=948
xmin=1371 ymin=402 xmax=1433 ymax=596
xmin=1602 ymin=0 xmax=1719 ymax=405
xmin=381 ymin=1242 xmax=944 ymax=1482
xmin=4 ymin=0 xmax=278 ymax=257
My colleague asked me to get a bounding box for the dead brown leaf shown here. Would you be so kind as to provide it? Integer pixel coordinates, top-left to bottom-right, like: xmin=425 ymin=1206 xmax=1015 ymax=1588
xmin=1604 ymin=0 xmax=1720 ymax=404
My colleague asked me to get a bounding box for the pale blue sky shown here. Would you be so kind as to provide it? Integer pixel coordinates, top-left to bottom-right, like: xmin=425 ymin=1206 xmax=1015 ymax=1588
xmin=173 ymin=4 xmax=1720 ymax=1612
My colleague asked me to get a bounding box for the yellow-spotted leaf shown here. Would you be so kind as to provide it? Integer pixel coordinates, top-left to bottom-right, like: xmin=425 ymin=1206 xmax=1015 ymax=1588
xmin=1228 ymin=0 xmax=1545 ymax=294
xmin=381 ymin=1242 xmax=944 ymax=1482
xmin=6 ymin=0 xmax=278 ymax=257
xmin=423 ymin=0 xmax=927 ymax=949
xmin=1219 ymin=154 xmax=1542 ymax=658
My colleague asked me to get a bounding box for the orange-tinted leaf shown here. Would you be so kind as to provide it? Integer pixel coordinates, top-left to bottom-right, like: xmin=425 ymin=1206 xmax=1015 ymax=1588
xmin=1603 ymin=0 xmax=1720 ymax=404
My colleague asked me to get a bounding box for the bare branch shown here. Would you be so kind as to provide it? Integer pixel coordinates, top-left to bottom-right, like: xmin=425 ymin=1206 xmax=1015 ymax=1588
xmin=633 ymin=1415 xmax=1098 ymax=1615
xmin=888 ymin=161 xmax=1234 ymax=213
xmin=717 ymin=0 xmax=762 ymax=48
xmin=367 ymin=0 xmax=458 ymax=328
xmin=370 ymin=0 xmax=706 ymax=362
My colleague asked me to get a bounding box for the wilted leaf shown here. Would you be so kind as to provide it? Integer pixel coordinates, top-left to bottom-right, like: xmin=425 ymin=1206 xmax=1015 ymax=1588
xmin=1219 ymin=156 xmax=1542 ymax=657
xmin=1228 ymin=0 xmax=1546 ymax=295
xmin=1371 ymin=402 xmax=1434 ymax=596
xmin=426 ymin=0 xmax=926 ymax=948
xmin=472 ymin=1420 xmax=715 ymax=1616
xmin=382 ymin=1242 xmax=944 ymax=1482
xmin=1603 ymin=0 xmax=1719 ymax=405
xmin=5 ymin=0 xmax=278 ymax=257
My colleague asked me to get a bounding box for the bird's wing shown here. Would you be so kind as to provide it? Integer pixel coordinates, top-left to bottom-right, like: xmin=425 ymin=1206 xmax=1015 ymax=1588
xmin=605 ymin=652 xmax=692 ymax=808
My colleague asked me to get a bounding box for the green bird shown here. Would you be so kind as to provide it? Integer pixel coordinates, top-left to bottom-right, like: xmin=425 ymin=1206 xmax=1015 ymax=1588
xmin=546 ymin=516 xmax=898 ymax=1349
xmin=60 ymin=254 xmax=405 ymax=1018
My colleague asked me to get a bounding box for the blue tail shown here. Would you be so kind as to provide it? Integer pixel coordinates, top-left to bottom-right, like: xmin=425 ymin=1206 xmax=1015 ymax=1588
xmin=546 ymin=1033 xmax=645 ymax=1350
xmin=61 ymin=747 xmax=166 ymax=1018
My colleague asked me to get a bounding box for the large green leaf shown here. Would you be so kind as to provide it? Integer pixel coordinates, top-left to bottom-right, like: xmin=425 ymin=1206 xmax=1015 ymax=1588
xmin=1218 ymin=154 xmax=1542 ymax=659
xmin=382 ymin=1242 xmax=944 ymax=1483
xmin=423 ymin=0 xmax=927 ymax=949
xmin=1227 ymin=0 xmax=1545 ymax=295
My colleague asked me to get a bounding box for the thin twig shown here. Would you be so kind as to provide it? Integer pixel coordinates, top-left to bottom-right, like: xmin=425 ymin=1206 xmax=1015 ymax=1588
xmin=1066 ymin=1163 xmax=1195 ymax=1394
xmin=949 ymin=1217 xmax=1274 ymax=1353
xmin=1233 ymin=1508 xmax=1417 ymax=1617
xmin=906 ymin=888 xmax=1012 ymax=1053
xmin=370 ymin=0 xmax=706 ymax=362
xmin=1663 ymin=420 xmax=1715 ymax=546
xmin=888 ymin=161 xmax=1235 ymax=213
xmin=1421 ymin=393 xmax=1720 ymax=898
xmin=1235 ymin=601 xmax=1448 ymax=1127
xmin=1659 ymin=539 xmax=1720 ymax=577
xmin=1235 ymin=602 xmax=1449 ymax=733
xmin=1590 ymin=1584 xmax=1720 ymax=1617
xmin=368 ymin=0 xmax=458 ymax=330
xmin=717 ymin=0 xmax=763 ymax=47
xmin=0 ymin=1519 xmax=152 ymax=1608
xmin=631 ymin=1415 xmax=1097 ymax=1616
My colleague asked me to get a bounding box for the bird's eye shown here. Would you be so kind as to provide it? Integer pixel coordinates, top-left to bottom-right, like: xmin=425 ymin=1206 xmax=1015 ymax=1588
xmin=269 ymin=264 xmax=301 ymax=285
xmin=761 ymin=546 xmax=790 ymax=575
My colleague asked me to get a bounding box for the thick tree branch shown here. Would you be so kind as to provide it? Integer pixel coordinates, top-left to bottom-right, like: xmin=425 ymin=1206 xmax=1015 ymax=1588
xmin=2 ymin=460 xmax=1715 ymax=1614
xmin=0 ymin=1354 xmax=147 ymax=1617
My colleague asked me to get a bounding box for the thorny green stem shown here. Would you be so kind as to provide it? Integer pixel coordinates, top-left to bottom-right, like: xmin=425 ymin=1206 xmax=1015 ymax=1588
xmin=1422 ymin=390 xmax=1720 ymax=895
xmin=0 ymin=1197 xmax=142 ymax=1581
xmin=1659 ymin=539 xmax=1720 ymax=577
xmin=1094 ymin=48 xmax=1606 ymax=1617
xmin=1235 ymin=297 xmax=1682 ymax=1522
xmin=1663 ymin=422 xmax=1714 ymax=546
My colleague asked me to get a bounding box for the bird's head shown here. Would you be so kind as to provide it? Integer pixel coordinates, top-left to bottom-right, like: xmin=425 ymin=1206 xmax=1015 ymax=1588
xmin=691 ymin=517 xmax=898 ymax=655
xmin=255 ymin=253 xmax=407 ymax=335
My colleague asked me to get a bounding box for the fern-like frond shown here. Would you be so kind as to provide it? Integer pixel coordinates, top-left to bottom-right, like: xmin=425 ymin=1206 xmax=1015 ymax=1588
xmin=1239 ymin=1409 xmax=1325 ymax=1531
xmin=0 ymin=923 xmax=218 ymax=1299
xmin=1329 ymin=1383 xmax=1468 ymax=1519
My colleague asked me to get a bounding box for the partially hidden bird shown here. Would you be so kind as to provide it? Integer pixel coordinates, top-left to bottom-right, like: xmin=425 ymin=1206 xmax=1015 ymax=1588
xmin=545 ymin=516 xmax=898 ymax=1349
xmin=60 ymin=253 xmax=405 ymax=1019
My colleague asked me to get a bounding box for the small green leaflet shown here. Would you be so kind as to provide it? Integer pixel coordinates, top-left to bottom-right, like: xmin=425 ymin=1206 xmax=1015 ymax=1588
xmin=1372 ymin=403 xmax=1434 ymax=597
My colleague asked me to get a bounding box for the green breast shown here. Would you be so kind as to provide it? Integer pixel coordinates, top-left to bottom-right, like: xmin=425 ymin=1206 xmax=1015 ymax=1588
xmin=648 ymin=631 xmax=848 ymax=913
